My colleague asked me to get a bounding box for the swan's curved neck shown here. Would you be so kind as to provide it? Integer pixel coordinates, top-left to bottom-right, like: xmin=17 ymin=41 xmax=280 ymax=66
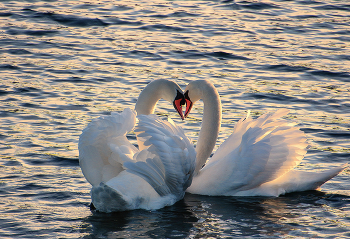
xmin=135 ymin=80 xmax=175 ymax=115
xmin=194 ymin=82 xmax=222 ymax=174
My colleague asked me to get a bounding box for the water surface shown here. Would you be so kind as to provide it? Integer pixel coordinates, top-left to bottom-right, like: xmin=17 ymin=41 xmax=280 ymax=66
xmin=0 ymin=0 xmax=349 ymax=238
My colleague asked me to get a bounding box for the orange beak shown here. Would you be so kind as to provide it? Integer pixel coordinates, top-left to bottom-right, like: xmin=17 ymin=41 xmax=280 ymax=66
xmin=174 ymin=98 xmax=184 ymax=120
xmin=173 ymin=90 xmax=185 ymax=120
xmin=184 ymin=90 xmax=193 ymax=118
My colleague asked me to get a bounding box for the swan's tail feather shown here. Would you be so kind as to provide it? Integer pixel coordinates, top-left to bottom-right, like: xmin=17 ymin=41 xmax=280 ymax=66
xmin=262 ymin=164 xmax=348 ymax=196
xmin=228 ymin=165 xmax=347 ymax=197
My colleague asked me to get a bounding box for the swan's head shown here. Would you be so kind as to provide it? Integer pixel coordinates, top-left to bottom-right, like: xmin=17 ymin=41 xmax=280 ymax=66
xmin=183 ymin=80 xmax=205 ymax=118
xmin=135 ymin=79 xmax=186 ymax=119
xmin=184 ymin=80 xmax=219 ymax=118
xmin=158 ymin=80 xmax=186 ymax=120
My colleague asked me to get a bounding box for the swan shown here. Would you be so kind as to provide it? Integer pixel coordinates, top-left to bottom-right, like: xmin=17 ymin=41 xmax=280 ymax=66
xmin=183 ymin=80 xmax=347 ymax=197
xmin=79 ymin=79 xmax=196 ymax=212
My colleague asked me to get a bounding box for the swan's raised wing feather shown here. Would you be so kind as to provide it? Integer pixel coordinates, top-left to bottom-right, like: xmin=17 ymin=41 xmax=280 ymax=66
xmin=205 ymin=109 xmax=308 ymax=195
xmin=79 ymin=108 xmax=139 ymax=186
xmin=125 ymin=114 xmax=196 ymax=199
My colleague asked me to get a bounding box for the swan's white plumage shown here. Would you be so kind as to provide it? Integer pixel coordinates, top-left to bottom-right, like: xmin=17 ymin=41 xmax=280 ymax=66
xmin=79 ymin=108 xmax=196 ymax=212
xmin=126 ymin=114 xmax=196 ymax=198
xmin=185 ymin=80 xmax=347 ymax=197
xmin=187 ymin=109 xmax=311 ymax=196
xmin=79 ymin=109 xmax=137 ymax=187
xmin=79 ymin=79 xmax=196 ymax=212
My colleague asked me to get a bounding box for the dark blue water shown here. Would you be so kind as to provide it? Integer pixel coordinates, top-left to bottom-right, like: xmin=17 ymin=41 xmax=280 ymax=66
xmin=0 ymin=0 xmax=349 ymax=238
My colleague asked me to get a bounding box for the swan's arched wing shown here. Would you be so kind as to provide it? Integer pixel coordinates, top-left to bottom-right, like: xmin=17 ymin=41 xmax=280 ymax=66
xmin=208 ymin=109 xmax=308 ymax=194
xmin=125 ymin=114 xmax=196 ymax=199
xmin=79 ymin=108 xmax=139 ymax=186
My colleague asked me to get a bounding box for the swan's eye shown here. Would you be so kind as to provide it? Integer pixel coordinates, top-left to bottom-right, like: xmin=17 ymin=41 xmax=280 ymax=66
xmin=184 ymin=90 xmax=193 ymax=118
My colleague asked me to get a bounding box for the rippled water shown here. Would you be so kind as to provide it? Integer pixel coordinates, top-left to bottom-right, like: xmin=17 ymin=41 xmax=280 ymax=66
xmin=1 ymin=0 xmax=349 ymax=238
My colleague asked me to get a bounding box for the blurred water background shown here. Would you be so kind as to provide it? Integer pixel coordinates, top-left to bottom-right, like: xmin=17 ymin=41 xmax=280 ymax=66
xmin=0 ymin=0 xmax=349 ymax=238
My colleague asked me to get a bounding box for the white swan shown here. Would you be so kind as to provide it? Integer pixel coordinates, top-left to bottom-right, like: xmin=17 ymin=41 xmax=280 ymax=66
xmin=183 ymin=80 xmax=347 ymax=197
xmin=79 ymin=79 xmax=196 ymax=212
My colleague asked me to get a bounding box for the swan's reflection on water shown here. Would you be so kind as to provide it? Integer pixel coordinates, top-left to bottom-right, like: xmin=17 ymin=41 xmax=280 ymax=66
xmin=184 ymin=191 xmax=350 ymax=238
xmin=81 ymin=191 xmax=334 ymax=238
xmin=184 ymin=193 xmax=295 ymax=237
xmin=79 ymin=190 xmax=350 ymax=238
xmin=80 ymin=199 xmax=197 ymax=238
